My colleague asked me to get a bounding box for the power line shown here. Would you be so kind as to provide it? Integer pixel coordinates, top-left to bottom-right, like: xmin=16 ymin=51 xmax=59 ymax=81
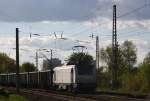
xmin=119 ymin=27 xmax=150 ymax=37
xmin=0 ymin=1 xmax=149 ymax=44
xmin=119 ymin=30 xmax=150 ymax=37
xmin=71 ymin=1 xmax=150 ymax=37
xmin=117 ymin=3 xmax=150 ymax=18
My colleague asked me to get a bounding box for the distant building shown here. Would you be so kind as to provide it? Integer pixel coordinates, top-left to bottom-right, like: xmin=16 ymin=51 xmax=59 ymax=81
xmin=42 ymin=58 xmax=62 ymax=70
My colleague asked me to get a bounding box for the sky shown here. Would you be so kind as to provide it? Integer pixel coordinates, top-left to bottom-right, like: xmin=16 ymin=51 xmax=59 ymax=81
xmin=0 ymin=0 xmax=150 ymax=69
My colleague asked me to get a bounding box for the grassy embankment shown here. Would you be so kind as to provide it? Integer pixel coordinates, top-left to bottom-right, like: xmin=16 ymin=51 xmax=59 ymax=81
xmin=0 ymin=88 xmax=28 ymax=101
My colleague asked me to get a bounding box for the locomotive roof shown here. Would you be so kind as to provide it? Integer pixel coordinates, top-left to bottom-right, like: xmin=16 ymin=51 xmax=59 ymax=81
xmin=53 ymin=65 xmax=75 ymax=70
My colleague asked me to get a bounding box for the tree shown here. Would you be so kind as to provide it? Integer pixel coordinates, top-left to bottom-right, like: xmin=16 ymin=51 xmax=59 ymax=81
xmin=122 ymin=52 xmax=150 ymax=93
xmin=0 ymin=52 xmax=16 ymax=73
xmin=138 ymin=52 xmax=150 ymax=92
xmin=21 ymin=62 xmax=37 ymax=72
xmin=67 ymin=52 xmax=95 ymax=75
xmin=100 ymin=47 xmax=112 ymax=69
xmin=100 ymin=41 xmax=137 ymax=74
xmin=67 ymin=52 xmax=94 ymax=66
xmin=99 ymin=41 xmax=137 ymax=89
xmin=96 ymin=66 xmax=112 ymax=89
xmin=100 ymin=45 xmax=125 ymax=88
xmin=121 ymin=40 xmax=137 ymax=73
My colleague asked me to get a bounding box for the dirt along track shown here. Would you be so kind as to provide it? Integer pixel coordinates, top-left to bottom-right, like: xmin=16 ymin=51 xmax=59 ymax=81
xmin=6 ymin=87 xmax=96 ymax=101
xmin=5 ymin=87 xmax=149 ymax=101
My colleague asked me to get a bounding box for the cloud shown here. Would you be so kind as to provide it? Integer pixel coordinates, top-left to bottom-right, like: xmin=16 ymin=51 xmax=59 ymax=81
xmin=0 ymin=37 xmax=15 ymax=46
xmin=96 ymin=0 xmax=150 ymax=20
xmin=1 ymin=35 xmax=150 ymax=66
xmin=0 ymin=0 xmax=150 ymax=22
xmin=0 ymin=35 xmax=95 ymax=53
xmin=0 ymin=35 xmax=97 ymax=69
xmin=0 ymin=0 xmax=98 ymax=22
xmin=82 ymin=17 xmax=150 ymax=33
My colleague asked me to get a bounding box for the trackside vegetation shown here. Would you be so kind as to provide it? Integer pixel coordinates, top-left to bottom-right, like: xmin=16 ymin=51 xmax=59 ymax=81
xmin=0 ymin=88 xmax=28 ymax=101
xmin=0 ymin=53 xmax=37 ymax=73
xmin=97 ymin=40 xmax=150 ymax=93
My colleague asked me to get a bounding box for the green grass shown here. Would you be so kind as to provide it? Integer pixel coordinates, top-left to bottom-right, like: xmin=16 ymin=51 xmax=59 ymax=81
xmin=0 ymin=88 xmax=28 ymax=101
xmin=0 ymin=94 xmax=28 ymax=101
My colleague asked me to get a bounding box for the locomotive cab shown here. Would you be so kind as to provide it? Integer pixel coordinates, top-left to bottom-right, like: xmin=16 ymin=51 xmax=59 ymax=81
xmin=75 ymin=65 xmax=96 ymax=91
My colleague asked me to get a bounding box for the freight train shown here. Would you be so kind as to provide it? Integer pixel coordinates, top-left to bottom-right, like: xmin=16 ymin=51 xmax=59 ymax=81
xmin=0 ymin=65 xmax=96 ymax=91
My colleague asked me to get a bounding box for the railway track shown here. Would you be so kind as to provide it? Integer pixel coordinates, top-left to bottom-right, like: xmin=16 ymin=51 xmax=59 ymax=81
xmin=6 ymin=87 xmax=148 ymax=101
xmin=78 ymin=91 xmax=147 ymax=101
xmin=7 ymin=87 xmax=96 ymax=101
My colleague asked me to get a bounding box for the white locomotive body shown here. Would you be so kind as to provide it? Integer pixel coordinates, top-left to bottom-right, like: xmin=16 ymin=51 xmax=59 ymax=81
xmin=53 ymin=65 xmax=76 ymax=90
xmin=53 ymin=65 xmax=96 ymax=91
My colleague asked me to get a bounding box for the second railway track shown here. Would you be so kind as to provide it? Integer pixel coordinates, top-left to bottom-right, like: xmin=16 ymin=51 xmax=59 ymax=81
xmin=6 ymin=87 xmax=148 ymax=101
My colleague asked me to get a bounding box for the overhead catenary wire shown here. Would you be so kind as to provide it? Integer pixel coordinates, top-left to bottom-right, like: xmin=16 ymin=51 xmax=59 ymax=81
xmin=0 ymin=1 xmax=150 ymax=54
xmin=118 ymin=27 xmax=150 ymax=36
xmin=117 ymin=3 xmax=150 ymax=18
xmin=1 ymin=1 xmax=148 ymax=40
xmin=119 ymin=30 xmax=150 ymax=38
xmin=68 ymin=3 xmax=150 ymax=38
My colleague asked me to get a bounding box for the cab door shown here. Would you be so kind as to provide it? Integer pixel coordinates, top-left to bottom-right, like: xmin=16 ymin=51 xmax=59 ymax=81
xmin=71 ymin=68 xmax=74 ymax=84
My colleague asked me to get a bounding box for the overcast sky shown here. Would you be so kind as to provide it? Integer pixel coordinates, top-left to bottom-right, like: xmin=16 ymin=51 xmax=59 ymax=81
xmin=0 ymin=0 xmax=150 ymax=69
